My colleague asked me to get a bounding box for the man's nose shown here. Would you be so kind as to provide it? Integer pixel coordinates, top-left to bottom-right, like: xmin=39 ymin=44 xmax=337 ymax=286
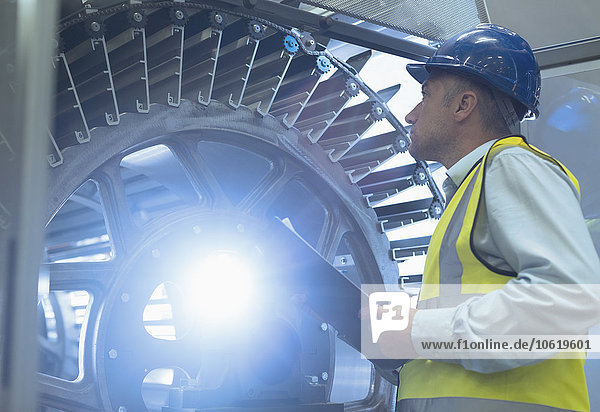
xmin=405 ymin=102 xmax=421 ymax=125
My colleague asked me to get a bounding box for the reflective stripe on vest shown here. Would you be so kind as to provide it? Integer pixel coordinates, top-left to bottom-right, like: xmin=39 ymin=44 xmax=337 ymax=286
xmin=398 ymin=136 xmax=589 ymax=412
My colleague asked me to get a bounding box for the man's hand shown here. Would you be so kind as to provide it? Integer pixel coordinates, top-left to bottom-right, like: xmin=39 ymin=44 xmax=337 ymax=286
xmin=377 ymin=308 xmax=418 ymax=359
xmin=359 ymin=306 xmax=419 ymax=360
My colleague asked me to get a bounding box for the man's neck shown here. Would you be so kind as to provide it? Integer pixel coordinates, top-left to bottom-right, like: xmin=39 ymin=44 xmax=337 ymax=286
xmin=445 ymin=139 xmax=499 ymax=188
xmin=441 ymin=129 xmax=507 ymax=169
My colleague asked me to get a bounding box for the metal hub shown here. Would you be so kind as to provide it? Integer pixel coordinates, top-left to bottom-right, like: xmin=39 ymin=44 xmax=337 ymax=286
xmin=99 ymin=212 xmax=275 ymax=410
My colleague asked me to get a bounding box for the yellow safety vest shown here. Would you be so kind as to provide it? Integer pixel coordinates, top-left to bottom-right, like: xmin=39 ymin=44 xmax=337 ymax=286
xmin=398 ymin=136 xmax=588 ymax=411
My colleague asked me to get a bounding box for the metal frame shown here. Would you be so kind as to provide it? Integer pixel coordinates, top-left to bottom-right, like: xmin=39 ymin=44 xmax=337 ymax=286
xmin=0 ymin=1 xmax=58 ymax=411
xmin=535 ymin=36 xmax=600 ymax=70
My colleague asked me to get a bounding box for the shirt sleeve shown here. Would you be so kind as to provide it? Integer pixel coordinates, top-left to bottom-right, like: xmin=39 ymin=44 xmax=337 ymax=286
xmin=411 ymin=148 xmax=600 ymax=373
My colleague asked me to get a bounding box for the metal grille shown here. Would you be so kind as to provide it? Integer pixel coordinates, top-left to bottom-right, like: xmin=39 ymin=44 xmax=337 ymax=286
xmin=300 ymin=0 xmax=489 ymax=42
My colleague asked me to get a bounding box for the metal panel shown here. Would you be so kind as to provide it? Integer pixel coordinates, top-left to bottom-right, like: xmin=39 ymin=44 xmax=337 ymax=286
xmin=302 ymin=0 xmax=489 ymax=41
xmin=338 ymin=131 xmax=409 ymax=183
xmin=390 ymin=236 xmax=431 ymax=261
xmin=148 ymin=25 xmax=185 ymax=107
xmin=485 ymin=0 xmax=600 ymax=50
xmin=374 ymin=198 xmax=436 ymax=232
xmin=51 ymin=53 xmax=91 ymax=147
xmin=66 ymin=36 xmax=120 ymax=126
xmin=180 ymin=13 xmax=223 ymax=106
xmin=485 ymin=0 xmax=600 ymax=68
xmin=108 ymin=27 xmax=151 ymax=114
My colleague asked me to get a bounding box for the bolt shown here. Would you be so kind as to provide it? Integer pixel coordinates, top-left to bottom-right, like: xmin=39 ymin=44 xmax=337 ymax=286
xmin=120 ymin=293 xmax=130 ymax=303
xmin=174 ymin=10 xmax=184 ymax=20
xmin=118 ymin=407 xmax=127 ymax=412
xmin=193 ymin=225 xmax=202 ymax=234
xmin=152 ymin=249 xmax=160 ymax=258
xmin=320 ymin=322 xmax=328 ymax=331
xmin=319 ymin=16 xmax=334 ymax=29
xmin=340 ymin=257 xmax=347 ymax=265
xmin=419 ymin=172 xmax=426 ymax=180
xmin=214 ymin=14 xmax=223 ymax=24
xmin=237 ymin=224 xmax=244 ymax=233
xmin=321 ymin=372 xmax=329 ymax=381
xmin=90 ymin=21 xmax=101 ymax=32
xmin=108 ymin=349 xmax=118 ymax=359
xmin=399 ymin=140 xmax=407 ymax=147
xmin=133 ymin=12 xmax=143 ymax=22
xmin=252 ymin=24 xmax=261 ymax=33
xmin=375 ymin=107 xmax=383 ymax=115
xmin=349 ymin=82 xmax=357 ymax=90
xmin=306 ymin=375 xmax=319 ymax=384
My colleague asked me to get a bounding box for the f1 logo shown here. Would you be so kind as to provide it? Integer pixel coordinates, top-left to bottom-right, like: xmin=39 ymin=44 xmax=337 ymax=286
xmin=368 ymin=291 xmax=410 ymax=343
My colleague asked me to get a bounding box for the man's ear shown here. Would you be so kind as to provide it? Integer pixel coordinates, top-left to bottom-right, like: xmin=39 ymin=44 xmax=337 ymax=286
xmin=454 ymin=91 xmax=477 ymax=122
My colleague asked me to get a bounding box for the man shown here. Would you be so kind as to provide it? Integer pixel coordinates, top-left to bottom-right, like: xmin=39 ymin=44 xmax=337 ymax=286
xmin=389 ymin=24 xmax=600 ymax=411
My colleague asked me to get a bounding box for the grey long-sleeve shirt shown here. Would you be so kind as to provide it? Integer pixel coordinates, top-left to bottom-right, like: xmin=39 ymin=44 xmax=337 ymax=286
xmin=411 ymin=138 xmax=600 ymax=373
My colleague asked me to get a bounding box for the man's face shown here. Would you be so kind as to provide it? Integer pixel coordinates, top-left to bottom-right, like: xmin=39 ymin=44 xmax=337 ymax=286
xmin=405 ymin=74 xmax=455 ymax=163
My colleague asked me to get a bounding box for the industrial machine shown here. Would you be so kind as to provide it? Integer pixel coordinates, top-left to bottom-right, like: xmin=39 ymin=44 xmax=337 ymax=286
xmin=32 ymin=1 xmax=449 ymax=410
xmin=1 ymin=0 xmax=598 ymax=411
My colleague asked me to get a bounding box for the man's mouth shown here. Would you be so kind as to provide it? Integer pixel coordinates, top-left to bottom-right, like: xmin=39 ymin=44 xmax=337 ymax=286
xmin=408 ymin=128 xmax=416 ymax=141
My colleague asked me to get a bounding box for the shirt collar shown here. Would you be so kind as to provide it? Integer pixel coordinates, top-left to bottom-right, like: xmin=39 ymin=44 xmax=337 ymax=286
xmin=446 ymin=139 xmax=498 ymax=187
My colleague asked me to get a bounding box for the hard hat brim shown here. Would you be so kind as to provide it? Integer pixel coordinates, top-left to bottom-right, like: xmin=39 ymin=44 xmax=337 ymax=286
xmin=406 ymin=64 xmax=429 ymax=84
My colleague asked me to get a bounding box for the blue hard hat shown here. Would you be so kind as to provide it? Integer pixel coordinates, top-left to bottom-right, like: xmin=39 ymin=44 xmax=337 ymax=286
xmin=406 ymin=24 xmax=541 ymax=119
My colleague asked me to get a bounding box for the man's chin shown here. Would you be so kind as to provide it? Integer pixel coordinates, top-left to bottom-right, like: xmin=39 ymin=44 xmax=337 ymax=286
xmin=408 ymin=145 xmax=422 ymax=161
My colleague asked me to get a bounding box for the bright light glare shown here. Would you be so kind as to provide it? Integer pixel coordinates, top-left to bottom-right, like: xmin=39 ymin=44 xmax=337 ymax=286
xmin=187 ymin=252 xmax=257 ymax=325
